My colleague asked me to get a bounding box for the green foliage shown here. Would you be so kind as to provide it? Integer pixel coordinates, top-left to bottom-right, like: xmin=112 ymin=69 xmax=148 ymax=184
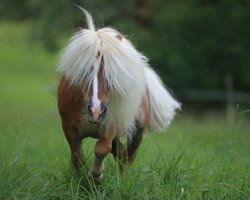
xmin=0 ymin=0 xmax=33 ymax=20
xmin=150 ymin=0 xmax=250 ymax=91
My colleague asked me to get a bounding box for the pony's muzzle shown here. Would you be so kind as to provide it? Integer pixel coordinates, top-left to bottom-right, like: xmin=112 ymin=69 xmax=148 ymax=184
xmin=87 ymin=103 xmax=107 ymax=124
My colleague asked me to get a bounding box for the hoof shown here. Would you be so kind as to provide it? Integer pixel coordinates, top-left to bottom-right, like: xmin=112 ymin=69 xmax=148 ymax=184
xmin=88 ymin=170 xmax=103 ymax=183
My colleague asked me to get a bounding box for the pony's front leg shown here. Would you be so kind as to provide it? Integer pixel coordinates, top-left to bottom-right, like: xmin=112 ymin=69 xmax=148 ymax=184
xmin=89 ymin=133 xmax=115 ymax=181
xmin=62 ymin=122 xmax=85 ymax=171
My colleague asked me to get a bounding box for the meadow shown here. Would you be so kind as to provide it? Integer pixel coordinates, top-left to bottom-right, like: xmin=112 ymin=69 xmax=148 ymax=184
xmin=0 ymin=22 xmax=249 ymax=199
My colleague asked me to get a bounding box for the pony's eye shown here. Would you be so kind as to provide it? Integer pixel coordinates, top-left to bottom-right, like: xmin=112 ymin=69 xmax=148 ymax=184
xmin=87 ymin=104 xmax=92 ymax=115
xmin=104 ymin=82 xmax=111 ymax=93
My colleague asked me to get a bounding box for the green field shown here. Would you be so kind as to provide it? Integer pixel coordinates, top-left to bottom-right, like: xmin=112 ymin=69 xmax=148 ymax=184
xmin=0 ymin=23 xmax=249 ymax=199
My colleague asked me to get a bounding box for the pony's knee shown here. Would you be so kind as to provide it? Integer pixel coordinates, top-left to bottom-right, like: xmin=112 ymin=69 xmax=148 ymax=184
xmin=94 ymin=140 xmax=112 ymax=158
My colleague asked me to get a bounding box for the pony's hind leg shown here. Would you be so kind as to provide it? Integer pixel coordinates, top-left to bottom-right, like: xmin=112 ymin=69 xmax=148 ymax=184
xmin=62 ymin=122 xmax=85 ymax=171
xmin=126 ymin=120 xmax=145 ymax=165
xmin=111 ymin=137 xmax=126 ymax=172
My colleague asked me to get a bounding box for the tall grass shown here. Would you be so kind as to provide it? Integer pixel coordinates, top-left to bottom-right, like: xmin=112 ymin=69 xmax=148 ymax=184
xmin=0 ymin=22 xmax=249 ymax=199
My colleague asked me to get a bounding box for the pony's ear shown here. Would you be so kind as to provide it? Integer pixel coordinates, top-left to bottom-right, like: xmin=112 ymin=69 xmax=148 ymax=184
xmin=116 ymin=34 xmax=123 ymax=41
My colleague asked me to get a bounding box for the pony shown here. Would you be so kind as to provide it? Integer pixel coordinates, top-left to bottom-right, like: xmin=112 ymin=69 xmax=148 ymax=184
xmin=57 ymin=8 xmax=180 ymax=181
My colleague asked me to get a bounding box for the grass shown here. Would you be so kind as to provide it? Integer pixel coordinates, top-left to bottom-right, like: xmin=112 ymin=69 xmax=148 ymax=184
xmin=0 ymin=22 xmax=250 ymax=199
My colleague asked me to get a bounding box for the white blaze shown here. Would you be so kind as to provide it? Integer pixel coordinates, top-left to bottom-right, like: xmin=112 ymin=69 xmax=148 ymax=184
xmin=92 ymin=73 xmax=101 ymax=108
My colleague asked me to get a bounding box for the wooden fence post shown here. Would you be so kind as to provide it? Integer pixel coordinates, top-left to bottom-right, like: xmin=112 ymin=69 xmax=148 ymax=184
xmin=224 ymin=73 xmax=235 ymax=127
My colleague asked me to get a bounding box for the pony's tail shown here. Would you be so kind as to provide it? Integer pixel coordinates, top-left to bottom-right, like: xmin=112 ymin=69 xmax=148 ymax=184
xmin=145 ymin=67 xmax=181 ymax=133
xmin=75 ymin=6 xmax=95 ymax=31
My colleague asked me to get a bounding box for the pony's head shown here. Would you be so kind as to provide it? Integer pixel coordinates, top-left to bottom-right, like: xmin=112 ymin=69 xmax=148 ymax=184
xmin=85 ymin=65 xmax=111 ymax=124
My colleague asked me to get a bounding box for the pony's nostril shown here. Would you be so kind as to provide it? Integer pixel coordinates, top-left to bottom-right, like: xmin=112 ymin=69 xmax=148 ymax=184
xmin=100 ymin=102 xmax=107 ymax=116
xmin=87 ymin=104 xmax=92 ymax=115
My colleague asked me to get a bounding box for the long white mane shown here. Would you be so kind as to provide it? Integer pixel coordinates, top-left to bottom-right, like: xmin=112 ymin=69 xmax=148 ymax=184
xmin=58 ymin=8 xmax=180 ymax=134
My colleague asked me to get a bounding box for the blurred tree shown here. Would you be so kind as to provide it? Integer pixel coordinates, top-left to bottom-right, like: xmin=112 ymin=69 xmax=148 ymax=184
xmin=149 ymin=0 xmax=250 ymax=91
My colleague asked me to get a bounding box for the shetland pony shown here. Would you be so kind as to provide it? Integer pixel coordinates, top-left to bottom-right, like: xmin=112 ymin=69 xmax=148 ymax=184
xmin=57 ymin=8 xmax=180 ymax=181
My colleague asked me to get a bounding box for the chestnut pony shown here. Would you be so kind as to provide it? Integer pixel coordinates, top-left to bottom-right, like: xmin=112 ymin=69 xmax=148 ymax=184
xmin=57 ymin=9 xmax=180 ymax=181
